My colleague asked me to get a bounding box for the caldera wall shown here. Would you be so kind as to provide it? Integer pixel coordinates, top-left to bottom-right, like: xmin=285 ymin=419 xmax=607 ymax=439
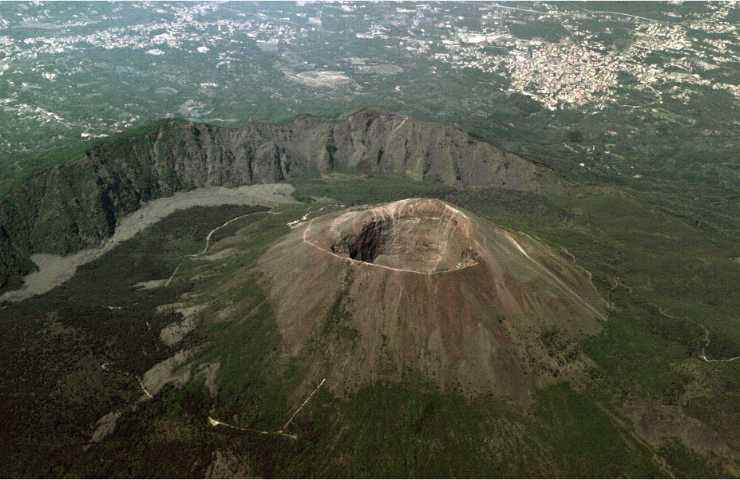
xmin=0 ymin=110 xmax=561 ymax=290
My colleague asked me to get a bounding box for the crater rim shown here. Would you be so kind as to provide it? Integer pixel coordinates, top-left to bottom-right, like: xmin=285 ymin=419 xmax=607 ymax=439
xmin=304 ymin=198 xmax=481 ymax=275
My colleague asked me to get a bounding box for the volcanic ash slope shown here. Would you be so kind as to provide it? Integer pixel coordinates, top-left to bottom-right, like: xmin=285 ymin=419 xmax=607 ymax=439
xmin=258 ymin=199 xmax=607 ymax=400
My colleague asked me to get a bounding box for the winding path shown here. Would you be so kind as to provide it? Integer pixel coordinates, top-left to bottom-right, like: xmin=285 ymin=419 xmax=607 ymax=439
xmin=208 ymin=377 xmax=326 ymax=441
xmin=655 ymin=304 xmax=740 ymax=363
xmin=698 ymin=324 xmax=740 ymax=363
xmin=1 ymin=184 xmax=295 ymax=303
xmin=166 ymin=210 xmax=273 ymax=286
xmin=190 ymin=211 xmax=271 ymax=258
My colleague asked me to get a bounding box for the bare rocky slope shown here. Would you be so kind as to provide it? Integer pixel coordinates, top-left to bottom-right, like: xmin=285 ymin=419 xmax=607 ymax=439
xmin=0 ymin=109 xmax=561 ymax=289
xmin=257 ymin=199 xmax=605 ymax=400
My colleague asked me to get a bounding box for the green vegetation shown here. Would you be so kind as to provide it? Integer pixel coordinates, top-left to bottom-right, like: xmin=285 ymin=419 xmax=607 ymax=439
xmin=658 ymin=439 xmax=726 ymax=478
xmin=2 ymin=173 xmax=740 ymax=475
xmin=532 ymin=384 xmax=662 ymax=477
xmin=0 ymin=203 xmax=265 ymax=476
xmin=1 ymin=1 xmax=738 ymax=475
xmin=291 ymin=174 xmax=740 ymax=475
xmin=0 ymin=118 xmax=184 ymax=198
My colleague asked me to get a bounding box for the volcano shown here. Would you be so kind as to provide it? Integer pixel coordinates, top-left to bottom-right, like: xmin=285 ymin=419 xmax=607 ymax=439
xmin=258 ymin=199 xmax=607 ymax=400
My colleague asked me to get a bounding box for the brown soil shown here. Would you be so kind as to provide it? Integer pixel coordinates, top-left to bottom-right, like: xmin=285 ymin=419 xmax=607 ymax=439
xmin=258 ymin=199 xmax=607 ymax=400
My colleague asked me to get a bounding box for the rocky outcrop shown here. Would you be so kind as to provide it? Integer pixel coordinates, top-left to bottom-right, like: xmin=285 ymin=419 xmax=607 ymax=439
xmin=0 ymin=109 xmax=561 ymax=289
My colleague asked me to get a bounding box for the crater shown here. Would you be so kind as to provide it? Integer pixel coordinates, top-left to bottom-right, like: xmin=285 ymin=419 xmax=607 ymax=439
xmin=260 ymin=196 xmax=608 ymax=397
xmin=312 ymin=199 xmax=479 ymax=274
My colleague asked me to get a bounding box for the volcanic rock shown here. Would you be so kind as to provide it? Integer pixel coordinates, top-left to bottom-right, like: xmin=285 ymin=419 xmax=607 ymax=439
xmin=258 ymin=199 xmax=606 ymax=400
xmin=0 ymin=110 xmax=561 ymax=289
